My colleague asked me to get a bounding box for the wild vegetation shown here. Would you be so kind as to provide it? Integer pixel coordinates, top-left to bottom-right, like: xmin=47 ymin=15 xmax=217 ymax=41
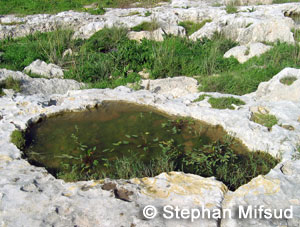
xmin=10 ymin=130 xmax=26 ymax=149
xmin=280 ymin=76 xmax=297 ymax=85
xmin=1 ymin=27 xmax=299 ymax=95
xmin=0 ymin=0 xmax=170 ymax=15
xmin=251 ymin=113 xmax=278 ymax=130
xmin=178 ymin=20 xmax=212 ymax=36
xmin=0 ymin=77 xmax=22 ymax=96
xmin=208 ymin=97 xmax=245 ymax=109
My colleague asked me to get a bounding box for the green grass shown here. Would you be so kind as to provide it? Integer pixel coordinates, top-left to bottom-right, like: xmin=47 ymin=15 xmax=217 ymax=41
xmin=280 ymin=76 xmax=297 ymax=85
xmin=225 ymin=4 xmax=238 ymax=14
xmin=0 ymin=77 xmax=22 ymax=96
xmin=131 ymin=20 xmax=160 ymax=32
xmin=0 ymin=0 xmax=169 ymax=16
xmin=10 ymin=130 xmax=26 ymax=149
xmin=1 ymin=28 xmax=300 ymax=94
xmin=192 ymin=94 xmax=212 ymax=102
xmin=208 ymin=97 xmax=245 ymax=109
xmin=199 ymin=41 xmax=300 ymax=95
xmin=251 ymin=113 xmax=278 ymax=130
xmin=292 ymin=29 xmax=300 ymax=42
xmin=273 ymin=0 xmax=300 ymax=3
xmin=178 ymin=19 xmax=212 ymax=36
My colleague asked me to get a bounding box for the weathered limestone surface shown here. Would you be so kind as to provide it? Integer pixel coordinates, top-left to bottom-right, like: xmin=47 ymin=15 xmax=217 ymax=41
xmin=224 ymin=42 xmax=272 ymax=63
xmin=0 ymin=2 xmax=299 ymax=45
xmin=140 ymin=76 xmax=199 ymax=97
xmin=0 ymin=69 xmax=82 ymax=96
xmin=24 ymin=59 xmax=64 ymax=78
xmin=255 ymin=67 xmax=300 ymax=102
xmin=0 ymin=66 xmax=300 ymax=226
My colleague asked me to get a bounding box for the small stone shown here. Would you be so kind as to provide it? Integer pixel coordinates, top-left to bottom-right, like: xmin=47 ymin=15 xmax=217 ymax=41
xmin=101 ymin=182 xmax=117 ymax=191
xmin=281 ymin=125 xmax=295 ymax=131
xmin=113 ymin=188 xmax=133 ymax=202
xmin=138 ymin=70 xmax=150 ymax=79
xmin=20 ymin=183 xmax=37 ymax=192
xmin=62 ymin=49 xmax=73 ymax=58
xmin=280 ymin=161 xmax=294 ymax=176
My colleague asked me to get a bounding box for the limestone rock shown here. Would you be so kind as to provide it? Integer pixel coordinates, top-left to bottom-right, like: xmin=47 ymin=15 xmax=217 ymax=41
xmin=189 ymin=21 xmax=220 ymax=40
xmin=221 ymin=161 xmax=300 ymax=227
xmin=140 ymin=76 xmax=199 ymax=97
xmin=224 ymin=42 xmax=272 ymax=63
xmin=223 ymin=0 xmax=272 ymax=5
xmin=23 ymin=60 xmax=64 ymax=78
xmin=255 ymin=67 xmax=300 ymax=102
xmin=0 ymin=69 xmax=82 ymax=96
xmin=128 ymin=28 xmax=165 ymax=42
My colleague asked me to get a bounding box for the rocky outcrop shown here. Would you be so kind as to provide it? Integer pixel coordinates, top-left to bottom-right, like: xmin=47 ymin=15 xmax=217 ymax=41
xmin=255 ymin=67 xmax=300 ymax=102
xmin=128 ymin=26 xmax=186 ymax=42
xmin=224 ymin=42 xmax=272 ymax=63
xmin=140 ymin=76 xmax=199 ymax=97
xmin=0 ymin=69 xmax=82 ymax=96
xmin=223 ymin=0 xmax=272 ymax=5
xmin=0 ymin=2 xmax=299 ymax=45
xmin=190 ymin=9 xmax=295 ymax=44
xmin=24 ymin=59 xmax=64 ymax=78
xmin=221 ymin=160 xmax=300 ymax=227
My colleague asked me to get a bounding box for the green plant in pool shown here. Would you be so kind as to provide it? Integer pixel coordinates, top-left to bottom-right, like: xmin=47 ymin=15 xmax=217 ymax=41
xmin=57 ymin=126 xmax=99 ymax=181
xmin=24 ymin=102 xmax=279 ymax=190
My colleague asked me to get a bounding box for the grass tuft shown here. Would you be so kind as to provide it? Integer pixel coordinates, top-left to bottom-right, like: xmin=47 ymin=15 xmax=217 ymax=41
xmin=131 ymin=21 xmax=160 ymax=32
xmin=0 ymin=77 xmax=22 ymax=96
xmin=225 ymin=4 xmax=238 ymax=14
xmin=280 ymin=76 xmax=297 ymax=85
xmin=10 ymin=130 xmax=26 ymax=149
xmin=178 ymin=20 xmax=212 ymax=36
xmin=251 ymin=113 xmax=278 ymax=130
xmin=208 ymin=97 xmax=245 ymax=109
xmin=192 ymin=94 xmax=212 ymax=102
